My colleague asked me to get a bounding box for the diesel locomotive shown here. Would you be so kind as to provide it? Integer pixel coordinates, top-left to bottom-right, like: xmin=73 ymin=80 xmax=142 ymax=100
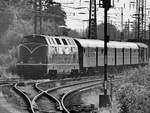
xmin=16 ymin=35 xmax=149 ymax=79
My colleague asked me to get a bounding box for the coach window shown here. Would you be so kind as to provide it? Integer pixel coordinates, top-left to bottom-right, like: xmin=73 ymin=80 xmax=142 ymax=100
xmin=101 ymin=49 xmax=104 ymax=54
xmin=62 ymin=39 xmax=68 ymax=45
xmin=55 ymin=38 xmax=61 ymax=45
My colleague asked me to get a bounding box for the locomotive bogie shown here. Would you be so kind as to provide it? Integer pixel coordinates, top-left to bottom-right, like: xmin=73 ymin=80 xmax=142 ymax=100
xmin=47 ymin=64 xmax=79 ymax=74
xmin=16 ymin=64 xmax=48 ymax=79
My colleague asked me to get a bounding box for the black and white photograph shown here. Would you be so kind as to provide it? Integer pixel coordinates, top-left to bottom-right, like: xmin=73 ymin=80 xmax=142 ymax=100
xmin=0 ymin=0 xmax=150 ymax=113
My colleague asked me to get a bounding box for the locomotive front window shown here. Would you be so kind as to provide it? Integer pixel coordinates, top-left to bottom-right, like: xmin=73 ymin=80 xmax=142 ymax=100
xmin=62 ymin=39 xmax=68 ymax=45
xmin=22 ymin=35 xmax=47 ymax=44
xmin=19 ymin=45 xmax=48 ymax=64
xmin=55 ymin=38 xmax=61 ymax=45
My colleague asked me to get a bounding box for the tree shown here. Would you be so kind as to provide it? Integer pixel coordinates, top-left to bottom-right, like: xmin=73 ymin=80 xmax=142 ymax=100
xmin=115 ymin=67 xmax=150 ymax=113
xmin=97 ymin=23 xmax=120 ymax=40
xmin=116 ymin=83 xmax=150 ymax=113
xmin=67 ymin=29 xmax=81 ymax=38
xmin=42 ymin=0 xmax=66 ymax=26
xmin=0 ymin=1 xmax=14 ymax=38
xmin=0 ymin=0 xmax=68 ymax=53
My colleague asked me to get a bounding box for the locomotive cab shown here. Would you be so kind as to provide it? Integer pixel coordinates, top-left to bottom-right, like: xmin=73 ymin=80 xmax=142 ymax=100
xmin=45 ymin=36 xmax=79 ymax=78
xmin=16 ymin=35 xmax=48 ymax=79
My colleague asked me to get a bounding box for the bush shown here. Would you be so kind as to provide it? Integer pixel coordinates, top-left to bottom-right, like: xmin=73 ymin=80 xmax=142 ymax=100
xmin=116 ymin=66 xmax=150 ymax=113
xmin=0 ymin=47 xmax=19 ymax=79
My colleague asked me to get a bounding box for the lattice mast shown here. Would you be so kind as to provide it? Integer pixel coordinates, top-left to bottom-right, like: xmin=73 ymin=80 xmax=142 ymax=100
xmin=136 ymin=0 xmax=146 ymax=40
xmin=88 ymin=0 xmax=97 ymax=39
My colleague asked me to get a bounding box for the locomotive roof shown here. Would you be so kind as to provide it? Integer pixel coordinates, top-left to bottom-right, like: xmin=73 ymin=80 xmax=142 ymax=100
xmin=42 ymin=35 xmax=77 ymax=47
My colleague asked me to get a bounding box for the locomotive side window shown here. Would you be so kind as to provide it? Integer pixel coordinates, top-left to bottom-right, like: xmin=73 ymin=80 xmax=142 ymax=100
xmin=51 ymin=38 xmax=56 ymax=44
xmin=55 ymin=38 xmax=61 ymax=45
xmin=70 ymin=39 xmax=75 ymax=45
xmin=67 ymin=39 xmax=72 ymax=45
xmin=47 ymin=38 xmax=52 ymax=45
xmin=62 ymin=39 xmax=68 ymax=45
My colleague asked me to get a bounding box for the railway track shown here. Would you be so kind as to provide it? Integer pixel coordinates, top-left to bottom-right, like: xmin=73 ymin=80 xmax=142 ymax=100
xmin=62 ymin=84 xmax=101 ymax=113
xmin=32 ymin=78 xmax=103 ymax=113
xmin=0 ymin=80 xmax=31 ymax=113
xmin=32 ymin=91 xmax=61 ymax=113
xmin=1 ymin=75 xmax=123 ymax=113
xmin=11 ymin=77 xmax=99 ymax=113
xmin=16 ymin=81 xmax=41 ymax=100
xmin=62 ymin=75 xmax=125 ymax=113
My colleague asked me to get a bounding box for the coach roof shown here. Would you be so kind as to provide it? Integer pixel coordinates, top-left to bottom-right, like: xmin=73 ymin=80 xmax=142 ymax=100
xmin=135 ymin=43 xmax=148 ymax=48
xmin=74 ymin=38 xmax=139 ymax=49
xmin=108 ymin=41 xmax=138 ymax=49
xmin=74 ymin=38 xmax=104 ymax=48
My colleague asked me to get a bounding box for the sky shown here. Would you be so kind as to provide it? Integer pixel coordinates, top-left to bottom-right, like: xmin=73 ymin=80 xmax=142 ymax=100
xmin=55 ymin=0 xmax=150 ymax=32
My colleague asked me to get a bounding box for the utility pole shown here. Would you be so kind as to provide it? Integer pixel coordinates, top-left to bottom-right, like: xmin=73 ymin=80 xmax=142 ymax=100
xmin=135 ymin=0 xmax=140 ymax=41
xmin=136 ymin=0 xmax=146 ymax=41
xmin=99 ymin=0 xmax=113 ymax=108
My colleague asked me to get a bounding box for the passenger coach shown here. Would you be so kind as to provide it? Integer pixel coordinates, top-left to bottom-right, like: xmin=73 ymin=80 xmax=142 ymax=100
xmin=74 ymin=39 xmax=148 ymax=75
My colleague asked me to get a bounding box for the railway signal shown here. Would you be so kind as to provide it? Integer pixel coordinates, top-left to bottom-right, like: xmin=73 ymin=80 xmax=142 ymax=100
xmin=99 ymin=0 xmax=113 ymax=108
